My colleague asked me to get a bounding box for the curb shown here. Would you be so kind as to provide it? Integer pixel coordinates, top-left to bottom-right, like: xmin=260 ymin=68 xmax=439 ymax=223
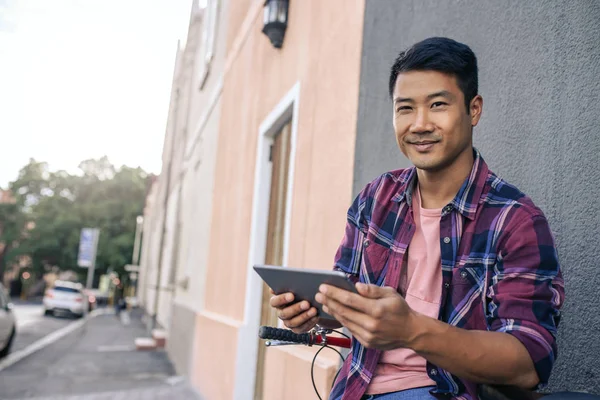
xmin=0 ymin=308 xmax=115 ymax=372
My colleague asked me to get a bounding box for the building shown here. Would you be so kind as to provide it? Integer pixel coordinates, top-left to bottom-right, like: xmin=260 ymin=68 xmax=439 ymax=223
xmin=138 ymin=0 xmax=228 ymax=383
xmin=139 ymin=0 xmax=600 ymax=398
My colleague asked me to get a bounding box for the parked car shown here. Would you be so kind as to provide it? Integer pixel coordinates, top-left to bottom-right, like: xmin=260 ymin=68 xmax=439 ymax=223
xmin=0 ymin=283 xmax=16 ymax=358
xmin=43 ymin=280 xmax=87 ymax=318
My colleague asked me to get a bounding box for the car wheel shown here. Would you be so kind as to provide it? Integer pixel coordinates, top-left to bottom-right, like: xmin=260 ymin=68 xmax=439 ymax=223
xmin=0 ymin=328 xmax=15 ymax=358
xmin=44 ymin=309 xmax=53 ymax=316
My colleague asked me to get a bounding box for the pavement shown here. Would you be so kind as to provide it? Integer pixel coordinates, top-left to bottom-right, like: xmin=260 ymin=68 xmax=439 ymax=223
xmin=0 ymin=307 xmax=201 ymax=400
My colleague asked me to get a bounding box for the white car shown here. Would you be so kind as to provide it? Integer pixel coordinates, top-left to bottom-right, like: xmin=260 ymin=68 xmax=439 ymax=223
xmin=43 ymin=281 xmax=87 ymax=317
xmin=0 ymin=283 xmax=16 ymax=358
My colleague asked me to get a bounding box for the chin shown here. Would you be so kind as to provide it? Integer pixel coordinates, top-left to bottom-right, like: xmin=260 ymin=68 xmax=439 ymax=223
xmin=409 ymin=155 xmax=444 ymax=171
xmin=414 ymin=163 xmax=445 ymax=172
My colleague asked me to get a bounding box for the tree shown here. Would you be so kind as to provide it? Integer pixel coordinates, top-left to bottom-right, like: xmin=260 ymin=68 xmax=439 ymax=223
xmin=9 ymin=159 xmax=50 ymax=209
xmin=0 ymin=158 xmax=48 ymax=280
xmin=2 ymin=157 xmax=152 ymax=284
xmin=0 ymin=202 xmax=27 ymax=280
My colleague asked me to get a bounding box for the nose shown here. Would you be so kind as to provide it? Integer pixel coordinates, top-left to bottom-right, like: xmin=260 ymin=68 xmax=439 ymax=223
xmin=409 ymin=109 xmax=434 ymax=134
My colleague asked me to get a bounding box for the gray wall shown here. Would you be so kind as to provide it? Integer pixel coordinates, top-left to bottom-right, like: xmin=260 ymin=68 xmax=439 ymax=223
xmin=355 ymin=0 xmax=600 ymax=394
xmin=166 ymin=303 xmax=197 ymax=377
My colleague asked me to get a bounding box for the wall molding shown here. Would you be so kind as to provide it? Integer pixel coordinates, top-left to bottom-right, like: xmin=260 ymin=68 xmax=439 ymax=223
xmin=232 ymin=81 xmax=301 ymax=400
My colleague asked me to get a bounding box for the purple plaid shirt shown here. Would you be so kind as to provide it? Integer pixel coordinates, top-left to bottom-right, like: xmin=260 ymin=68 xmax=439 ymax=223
xmin=329 ymin=150 xmax=564 ymax=400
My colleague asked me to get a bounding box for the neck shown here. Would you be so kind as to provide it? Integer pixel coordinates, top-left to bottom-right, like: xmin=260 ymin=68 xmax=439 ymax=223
xmin=416 ymin=148 xmax=474 ymax=209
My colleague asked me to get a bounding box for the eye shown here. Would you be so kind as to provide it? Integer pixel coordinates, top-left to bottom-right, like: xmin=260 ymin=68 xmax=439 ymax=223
xmin=431 ymin=101 xmax=447 ymax=109
xmin=396 ymin=105 xmax=412 ymax=113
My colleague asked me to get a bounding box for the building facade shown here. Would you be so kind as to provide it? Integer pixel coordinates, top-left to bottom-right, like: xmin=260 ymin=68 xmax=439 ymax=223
xmin=138 ymin=0 xmax=229 ymax=384
xmin=191 ymin=1 xmax=365 ymax=398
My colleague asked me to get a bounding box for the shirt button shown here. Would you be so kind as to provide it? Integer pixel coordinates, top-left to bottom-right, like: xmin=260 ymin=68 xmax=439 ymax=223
xmin=444 ymin=282 xmax=450 ymax=288
xmin=443 ymin=205 xmax=452 ymax=213
xmin=460 ymin=271 xmax=468 ymax=279
xmin=430 ymin=368 xmax=438 ymax=376
xmin=364 ymin=239 xmax=370 ymax=247
xmin=443 ymin=237 xmax=451 ymax=244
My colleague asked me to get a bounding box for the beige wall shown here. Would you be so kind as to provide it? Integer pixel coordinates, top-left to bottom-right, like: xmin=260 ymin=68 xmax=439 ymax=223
xmin=164 ymin=0 xmax=229 ymax=381
xmin=194 ymin=1 xmax=365 ymax=398
xmin=137 ymin=178 xmax=157 ymax=309
xmin=139 ymin=40 xmax=182 ymax=322
xmin=172 ymin=0 xmax=229 ymax=313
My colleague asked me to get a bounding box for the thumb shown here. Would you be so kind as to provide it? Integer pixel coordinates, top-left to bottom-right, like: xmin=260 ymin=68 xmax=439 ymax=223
xmin=355 ymin=283 xmax=391 ymax=299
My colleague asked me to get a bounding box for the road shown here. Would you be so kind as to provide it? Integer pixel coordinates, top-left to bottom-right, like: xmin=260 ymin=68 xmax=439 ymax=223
xmin=10 ymin=303 xmax=73 ymax=353
xmin=0 ymin=308 xmax=200 ymax=399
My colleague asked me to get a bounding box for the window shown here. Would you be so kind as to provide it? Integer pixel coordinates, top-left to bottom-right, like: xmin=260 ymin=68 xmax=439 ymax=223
xmin=198 ymin=0 xmax=219 ymax=90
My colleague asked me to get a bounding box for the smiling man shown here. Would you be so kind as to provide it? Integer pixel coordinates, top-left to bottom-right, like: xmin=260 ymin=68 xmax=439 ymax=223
xmin=270 ymin=37 xmax=564 ymax=400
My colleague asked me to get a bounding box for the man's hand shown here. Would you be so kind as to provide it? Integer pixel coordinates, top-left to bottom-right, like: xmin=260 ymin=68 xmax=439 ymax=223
xmin=316 ymin=283 xmax=540 ymax=389
xmin=315 ymin=282 xmax=418 ymax=350
xmin=269 ymin=290 xmax=318 ymax=333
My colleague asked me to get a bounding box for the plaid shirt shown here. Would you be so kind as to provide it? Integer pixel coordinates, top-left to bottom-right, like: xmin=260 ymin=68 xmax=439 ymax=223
xmin=329 ymin=150 xmax=564 ymax=400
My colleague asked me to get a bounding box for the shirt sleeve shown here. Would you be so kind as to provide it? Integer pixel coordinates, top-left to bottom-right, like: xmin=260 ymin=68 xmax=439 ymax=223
xmin=332 ymin=177 xmax=379 ymax=281
xmin=488 ymin=212 xmax=565 ymax=388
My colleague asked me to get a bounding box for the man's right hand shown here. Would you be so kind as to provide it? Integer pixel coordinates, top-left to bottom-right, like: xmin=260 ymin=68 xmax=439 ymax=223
xmin=269 ymin=290 xmax=318 ymax=333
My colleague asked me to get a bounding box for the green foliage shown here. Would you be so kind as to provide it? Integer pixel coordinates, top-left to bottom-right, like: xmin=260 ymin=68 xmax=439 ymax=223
xmin=0 ymin=157 xmax=152 ymax=282
xmin=0 ymin=202 xmax=27 ymax=275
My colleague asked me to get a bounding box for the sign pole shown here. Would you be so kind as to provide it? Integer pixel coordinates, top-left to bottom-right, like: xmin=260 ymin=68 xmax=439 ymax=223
xmin=78 ymin=228 xmax=99 ymax=318
xmin=85 ymin=230 xmax=100 ymax=290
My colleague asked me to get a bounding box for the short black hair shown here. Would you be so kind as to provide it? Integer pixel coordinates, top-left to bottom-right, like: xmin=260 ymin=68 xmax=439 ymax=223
xmin=388 ymin=37 xmax=478 ymax=112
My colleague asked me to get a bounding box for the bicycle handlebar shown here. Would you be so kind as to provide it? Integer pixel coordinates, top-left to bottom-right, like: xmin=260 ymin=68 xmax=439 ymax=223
xmin=258 ymin=326 xmax=352 ymax=349
xmin=258 ymin=326 xmax=313 ymax=345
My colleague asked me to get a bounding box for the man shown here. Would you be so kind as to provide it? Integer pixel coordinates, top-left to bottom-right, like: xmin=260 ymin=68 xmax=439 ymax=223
xmin=270 ymin=37 xmax=564 ymax=400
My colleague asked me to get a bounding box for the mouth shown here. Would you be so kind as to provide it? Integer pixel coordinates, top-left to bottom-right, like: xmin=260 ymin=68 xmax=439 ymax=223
xmin=409 ymin=141 xmax=439 ymax=152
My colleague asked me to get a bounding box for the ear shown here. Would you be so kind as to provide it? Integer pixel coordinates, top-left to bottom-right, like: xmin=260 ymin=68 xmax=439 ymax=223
xmin=469 ymin=95 xmax=483 ymax=127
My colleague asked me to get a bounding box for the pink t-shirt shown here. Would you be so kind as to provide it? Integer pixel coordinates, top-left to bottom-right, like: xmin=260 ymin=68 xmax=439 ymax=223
xmin=366 ymin=186 xmax=442 ymax=395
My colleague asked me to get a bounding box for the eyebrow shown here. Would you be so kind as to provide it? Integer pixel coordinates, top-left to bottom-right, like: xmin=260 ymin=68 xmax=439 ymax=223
xmin=394 ymin=90 xmax=456 ymax=104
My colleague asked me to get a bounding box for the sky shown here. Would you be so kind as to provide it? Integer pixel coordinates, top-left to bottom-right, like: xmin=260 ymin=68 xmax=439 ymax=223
xmin=0 ymin=0 xmax=194 ymax=188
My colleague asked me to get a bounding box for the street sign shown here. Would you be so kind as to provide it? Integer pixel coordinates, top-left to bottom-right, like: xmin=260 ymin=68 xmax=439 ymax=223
xmin=78 ymin=228 xmax=99 ymax=268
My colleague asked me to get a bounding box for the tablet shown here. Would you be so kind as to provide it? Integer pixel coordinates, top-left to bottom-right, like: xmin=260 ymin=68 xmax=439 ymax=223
xmin=253 ymin=264 xmax=358 ymax=321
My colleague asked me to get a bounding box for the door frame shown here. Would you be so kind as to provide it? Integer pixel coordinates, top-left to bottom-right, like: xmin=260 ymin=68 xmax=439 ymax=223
xmin=232 ymin=81 xmax=300 ymax=399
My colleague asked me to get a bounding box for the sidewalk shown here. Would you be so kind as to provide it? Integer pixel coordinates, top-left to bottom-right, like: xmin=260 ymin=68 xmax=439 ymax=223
xmin=0 ymin=308 xmax=201 ymax=400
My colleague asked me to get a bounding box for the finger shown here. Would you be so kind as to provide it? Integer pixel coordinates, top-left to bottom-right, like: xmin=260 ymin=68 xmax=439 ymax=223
xmin=336 ymin=316 xmax=375 ymax=348
xmin=278 ymin=300 xmax=311 ymax=320
xmin=355 ymin=283 xmax=392 ymax=299
xmin=321 ymin=295 xmax=370 ymax=328
xmin=321 ymin=298 xmax=374 ymax=345
xmin=291 ymin=316 xmax=318 ymax=334
xmin=270 ymin=292 xmax=295 ymax=309
xmin=283 ymin=308 xmax=318 ymax=329
xmin=317 ymin=285 xmax=373 ymax=314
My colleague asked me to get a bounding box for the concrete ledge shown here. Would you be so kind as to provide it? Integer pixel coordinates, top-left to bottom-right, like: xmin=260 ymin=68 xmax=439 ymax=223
xmin=134 ymin=337 xmax=157 ymax=351
xmin=151 ymin=329 xmax=167 ymax=348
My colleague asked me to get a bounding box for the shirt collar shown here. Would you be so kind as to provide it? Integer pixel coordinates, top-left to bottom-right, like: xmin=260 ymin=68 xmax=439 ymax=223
xmin=392 ymin=148 xmax=488 ymax=221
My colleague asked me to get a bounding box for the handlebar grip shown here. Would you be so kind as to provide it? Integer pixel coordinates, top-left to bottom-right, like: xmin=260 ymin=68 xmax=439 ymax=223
xmin=258 ymin=326 xmax=312 ymax=345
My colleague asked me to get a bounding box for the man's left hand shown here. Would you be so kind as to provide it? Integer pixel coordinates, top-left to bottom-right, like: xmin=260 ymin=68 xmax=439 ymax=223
xmin=315 ymin=283 xmax=418 ymax=350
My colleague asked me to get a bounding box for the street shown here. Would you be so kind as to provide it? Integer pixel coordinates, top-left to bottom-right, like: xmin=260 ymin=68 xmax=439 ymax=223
xmin=0 ymin=305 xmax=201 ymax=400
xmin=10 ymin=302 xmax=73 ymax=353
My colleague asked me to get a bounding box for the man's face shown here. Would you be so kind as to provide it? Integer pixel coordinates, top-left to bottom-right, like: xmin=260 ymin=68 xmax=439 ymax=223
xmin=392 ymin=70 xmax=482 ymax=172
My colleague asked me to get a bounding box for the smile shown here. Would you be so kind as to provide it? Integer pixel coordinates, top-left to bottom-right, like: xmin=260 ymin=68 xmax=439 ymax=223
xmin=410 ymin=141 xmax=438 ymax=152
